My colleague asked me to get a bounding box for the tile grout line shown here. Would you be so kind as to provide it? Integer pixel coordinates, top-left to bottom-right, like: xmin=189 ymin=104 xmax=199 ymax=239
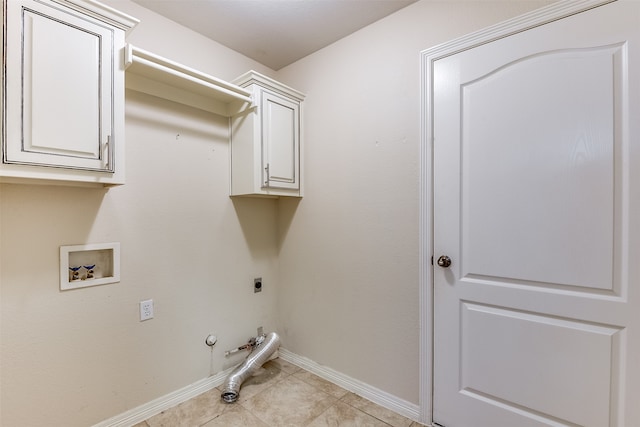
xmin=237 ymin=361 xmax=301 ymax=427
xmin=140 ymin=358 xmax=416 ymax=427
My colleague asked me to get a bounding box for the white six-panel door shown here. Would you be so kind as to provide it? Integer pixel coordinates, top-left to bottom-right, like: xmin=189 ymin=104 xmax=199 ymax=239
xmin=429 ymin=1 xmax=640 ymax=426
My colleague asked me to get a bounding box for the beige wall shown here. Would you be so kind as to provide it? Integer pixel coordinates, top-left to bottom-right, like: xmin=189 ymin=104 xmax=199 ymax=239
xmin=276 ymin=0 xmax=554 ymax=404
xmin=0 ymin=2 xmax=278 ymax=426
xmin=0 ymin=1 xmax=553 ymax=425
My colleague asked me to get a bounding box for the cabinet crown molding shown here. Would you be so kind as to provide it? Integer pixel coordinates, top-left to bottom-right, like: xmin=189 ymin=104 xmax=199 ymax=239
xmin=233 ymin=70 xmax=306 ymax=102
xmin=50 ymin=0 xmax=140 ymax=32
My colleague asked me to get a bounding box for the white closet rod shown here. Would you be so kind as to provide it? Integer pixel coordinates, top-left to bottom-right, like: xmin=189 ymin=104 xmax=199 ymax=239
xmin=124 ymin=44 xmax=253 ymax=104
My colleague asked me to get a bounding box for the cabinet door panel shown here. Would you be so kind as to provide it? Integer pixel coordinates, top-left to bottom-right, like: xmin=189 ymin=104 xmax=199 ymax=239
xmin=262 ymin=92 xmax=299 ymax=189
xmin=4 ymin=1 xmax=113 ymax=171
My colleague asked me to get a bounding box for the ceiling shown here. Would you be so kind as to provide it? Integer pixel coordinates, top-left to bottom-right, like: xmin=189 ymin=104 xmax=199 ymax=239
xmin=131 ymin=0 xmax=418 ymax=70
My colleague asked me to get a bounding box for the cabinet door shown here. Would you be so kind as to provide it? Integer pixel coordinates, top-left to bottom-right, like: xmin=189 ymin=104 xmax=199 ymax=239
xmin=3 ymin=0 xmax=114 ymax=172
xmin=261 ymin=91 xmax=300 ymax=190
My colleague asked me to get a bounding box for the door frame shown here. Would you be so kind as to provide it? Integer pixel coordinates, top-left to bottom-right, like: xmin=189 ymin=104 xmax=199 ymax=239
xmin=418 ymin=0 xmax=614 ymax=424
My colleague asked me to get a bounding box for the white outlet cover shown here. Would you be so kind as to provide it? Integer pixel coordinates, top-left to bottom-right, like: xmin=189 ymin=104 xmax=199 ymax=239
xmin=140 ymin=299 xmax=154 ymax=321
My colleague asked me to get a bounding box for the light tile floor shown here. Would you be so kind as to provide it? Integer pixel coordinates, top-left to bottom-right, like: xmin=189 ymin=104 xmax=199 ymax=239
xmin=133 ymin=358 xmax=427 ymax=427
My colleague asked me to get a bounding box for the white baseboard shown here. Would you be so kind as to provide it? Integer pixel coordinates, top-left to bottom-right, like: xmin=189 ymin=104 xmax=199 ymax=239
xmin=278 ymin=348 xmax=421 ymax=423
xmin=92 ymin=368 xmax=232 ymax=427
xmin=93 ymin=348 xmax=422 ymax=427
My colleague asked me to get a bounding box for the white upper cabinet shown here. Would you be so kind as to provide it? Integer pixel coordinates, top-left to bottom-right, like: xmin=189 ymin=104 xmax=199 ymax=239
xmin=1 ymin=0 xmax=138 ymax=186
xmin=230 ymin=71 xmax=305 ymax=197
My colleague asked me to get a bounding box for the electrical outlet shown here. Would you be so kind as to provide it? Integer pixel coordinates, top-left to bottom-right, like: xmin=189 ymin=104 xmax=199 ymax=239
xmin=140 ymin=299 xmax=154 ymax=321
xmin=254 ymin=277 xmax=262 ymax=293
